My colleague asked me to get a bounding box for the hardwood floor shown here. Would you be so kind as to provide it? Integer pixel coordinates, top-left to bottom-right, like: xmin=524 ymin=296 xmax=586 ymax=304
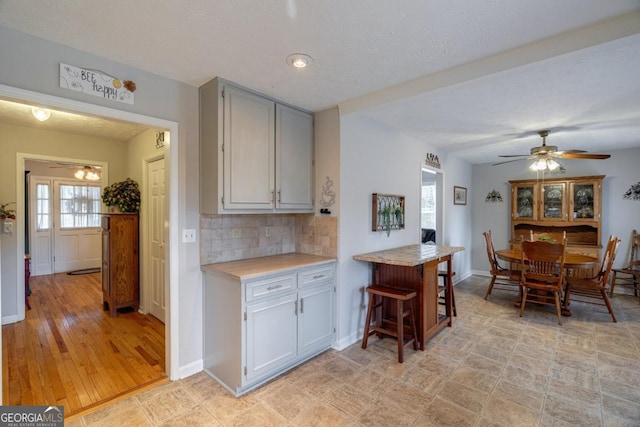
xmin=2 ymin=272 xmax=166 ymax=417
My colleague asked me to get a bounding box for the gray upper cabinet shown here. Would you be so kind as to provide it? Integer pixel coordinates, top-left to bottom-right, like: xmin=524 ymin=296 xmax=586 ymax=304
xmin=200 ymin=77 xmax=314 ymax=214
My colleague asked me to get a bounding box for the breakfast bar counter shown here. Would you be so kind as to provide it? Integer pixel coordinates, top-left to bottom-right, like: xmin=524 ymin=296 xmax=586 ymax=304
xmin=354 ymin=244 xmax=464 ymax=349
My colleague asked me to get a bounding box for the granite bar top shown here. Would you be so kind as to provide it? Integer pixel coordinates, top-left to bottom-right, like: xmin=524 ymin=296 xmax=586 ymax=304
xmin=202 ymin=253 xmax=336 ymax=280
xmin=353 ymin=244 xmax=464 ymax=267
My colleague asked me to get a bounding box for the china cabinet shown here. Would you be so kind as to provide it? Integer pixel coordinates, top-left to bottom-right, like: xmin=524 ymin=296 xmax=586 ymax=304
xmin=203 ymin=254 xmax=335 ymax=396
xmin=200 ymin=77 xmax=314 ymax=214
xmin=509 ymin=175 xmax=604 ymax=261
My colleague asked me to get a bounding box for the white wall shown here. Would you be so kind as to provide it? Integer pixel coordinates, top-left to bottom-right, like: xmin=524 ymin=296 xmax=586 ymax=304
xmin=471 ymin=147 xmax=640 ymax=272
xmin=0 ymin=25 xmax=201 ymax=379
xmin=336 ymin=113 xmax=473 ymax=348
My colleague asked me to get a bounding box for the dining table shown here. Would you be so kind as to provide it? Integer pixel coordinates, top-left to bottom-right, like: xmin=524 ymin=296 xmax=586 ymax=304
xmin=495 ymin=247 xmax=600 ymax=316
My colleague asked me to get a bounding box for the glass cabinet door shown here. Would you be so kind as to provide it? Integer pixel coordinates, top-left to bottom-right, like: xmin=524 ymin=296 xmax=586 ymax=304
xmin=541 ymin=183 xmax=566 ymax=220
xmin=571 ymin=182 xmax=596 ymax=221
xmin=513 ymin=185 xmax=536 ymax=220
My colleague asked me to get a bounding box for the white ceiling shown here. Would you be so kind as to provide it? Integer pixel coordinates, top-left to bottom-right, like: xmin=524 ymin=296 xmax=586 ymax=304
xmin=1 ymin=0 xmax=639 ymax=164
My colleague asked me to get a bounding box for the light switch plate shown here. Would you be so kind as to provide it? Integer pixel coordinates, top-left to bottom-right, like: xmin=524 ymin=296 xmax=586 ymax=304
xmin=2 ymin=220 xmax=13 ymax=234
xmin=182 ymin=229 xmax=196 ymax=243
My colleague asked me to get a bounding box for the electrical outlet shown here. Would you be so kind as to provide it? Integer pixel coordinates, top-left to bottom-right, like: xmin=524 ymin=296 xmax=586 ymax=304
xmin=265 ymin=226 xmax=271 ymax=237
xmin=232 ymin=228 xmax=241 ymax=238
xmin=182 ymin=229 xmax=196 ymax=243
xmin=2 ymin=220 xmax=13 ymax=234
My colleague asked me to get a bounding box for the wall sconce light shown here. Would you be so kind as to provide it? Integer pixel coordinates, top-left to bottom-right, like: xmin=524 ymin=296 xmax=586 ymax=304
xmin=31 ymin=107 xmax=51 ymax=121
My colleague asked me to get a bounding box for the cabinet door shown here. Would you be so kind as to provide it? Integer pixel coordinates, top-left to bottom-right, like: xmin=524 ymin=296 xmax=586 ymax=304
xmin=540 ymin=183 xmax=567 ymax=221
xmin=276 ymin=104 xmax=314 ymax=211
xmin=298 ymin=284 xmax=334 ymax=357
xmin=246 ymin=293 xmax=297 ymax=381
xmin=512 ymin=184 xmax=537 ymax=220
xmin=223 ymin=85 xmax=275 ymax=210
xmin=101 ymin=230 xmax=110 ymax=295
xmin=570 ymin=181 xmax=598 ymax=222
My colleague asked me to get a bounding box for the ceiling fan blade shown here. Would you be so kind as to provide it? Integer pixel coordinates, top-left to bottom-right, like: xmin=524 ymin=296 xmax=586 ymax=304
xmin=555 ymin=149 xmax=587 ymax=155
xmin=498 ymin=154 xmax=530 ymax=158
xmin=492 ymin=158 xmax=529 ymax=166
xmin=557 ymin=153 xmax=611 ymax=159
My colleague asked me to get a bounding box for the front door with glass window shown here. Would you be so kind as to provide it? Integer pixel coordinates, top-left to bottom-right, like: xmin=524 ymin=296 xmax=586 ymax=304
xmin=30 ymin=177 xmax=103 ymax=274
xmin=52 ymin=180 xmax=102 ymax=273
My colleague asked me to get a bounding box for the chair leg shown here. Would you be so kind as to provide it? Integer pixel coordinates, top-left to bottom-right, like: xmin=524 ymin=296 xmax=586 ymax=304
xmin=520 ymin=287 xmax=528 ymax=317
xmin=409 ymin=301 xmax=418 ymax=351
xmin=609 ymin=272 xmax=617 ymax=296
xmin=601 ymin=289 xmax=617 ymax=322
xmin=484 ymin=276 xmax=496 ymax=300
xmin=361 ymin=293 xmax=375 ymax=349
xmin=396 ymin=298 xmax=404 ymax=363
xmin=451 ymin=285 xmax=457 ymax=317
xmin=554 ymin=291 xmax=563 ymax=325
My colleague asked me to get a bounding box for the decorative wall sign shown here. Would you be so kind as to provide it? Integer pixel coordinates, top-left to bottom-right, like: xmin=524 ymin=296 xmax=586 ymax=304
xmin=372 ymin=193 xmax=405 ymax=236
xmin=485 ymin=189 xmax=503 ymax=203
xmin=424 ymin=153 xmax=441 ymax=169
xmin=60 ymin=63 xmax=136 ymax=104
xmin=319 ymin=176 xmax=335 ymax=207
xmin=156 ymin=131 xmax=166 ymax=148
xmin=623 ymin=182 xmax=640 ymax=200
xmin=454 ymin=186 xmax=467 ymax=205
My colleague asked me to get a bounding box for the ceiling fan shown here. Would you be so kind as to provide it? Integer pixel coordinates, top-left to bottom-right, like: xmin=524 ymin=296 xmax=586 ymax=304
xmin=493 ymin=130 xmax=611 ymax=168
xmin=49 ymin=162 xmax=102 ymax=180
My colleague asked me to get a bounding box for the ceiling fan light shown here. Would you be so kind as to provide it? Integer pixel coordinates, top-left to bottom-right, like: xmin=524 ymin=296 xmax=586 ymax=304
xmin=74 ymin=169 xmax=85 ymax=180
xmin=31 ymin=107 xmax=51 ymax=121
xmin=85 ymin=171 xmax=100 ymax=181
xmin=547 ymin=159 xmax=560 ymax=171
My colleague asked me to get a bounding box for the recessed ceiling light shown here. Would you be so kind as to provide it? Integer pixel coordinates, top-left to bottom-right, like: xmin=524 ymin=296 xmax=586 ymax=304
xmin=31 ymin=107 xmax=51 ymax=121
xmin=286 ymin=53 xmax=313 ymax=69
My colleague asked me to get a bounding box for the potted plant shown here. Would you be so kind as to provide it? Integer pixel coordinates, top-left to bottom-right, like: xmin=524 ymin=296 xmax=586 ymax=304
xmin=0 ymin=202 xmax=16 ymax=220
xmin=382 ymin=203 xmax=403 ymax=237
xmin=102 ymin=178 xmax=141 ymax=212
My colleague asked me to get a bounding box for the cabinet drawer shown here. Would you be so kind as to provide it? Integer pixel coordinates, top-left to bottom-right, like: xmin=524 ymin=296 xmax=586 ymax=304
xmin=298 ymin=265 xmax=334 ymax=288
xmin=245 ymin=274 xmax=296 ymax=302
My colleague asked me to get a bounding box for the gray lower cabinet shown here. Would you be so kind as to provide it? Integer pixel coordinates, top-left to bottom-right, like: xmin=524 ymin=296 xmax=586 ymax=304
xmin=203 ymin=259 xmax=335 ymax=396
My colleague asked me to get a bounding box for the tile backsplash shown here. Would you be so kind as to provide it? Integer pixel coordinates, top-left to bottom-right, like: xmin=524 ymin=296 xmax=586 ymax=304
xmin=200 ymin=214 xmax=338 ymax=264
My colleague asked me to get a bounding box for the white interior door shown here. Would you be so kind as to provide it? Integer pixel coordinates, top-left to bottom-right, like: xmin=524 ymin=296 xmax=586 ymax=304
xmin=148 ymin=157 xmax=166 ymax=322
xmin=53 ymin=180 xmax=102 ymax=273
xmin=29 ymin=176 xmax=53 ymax=276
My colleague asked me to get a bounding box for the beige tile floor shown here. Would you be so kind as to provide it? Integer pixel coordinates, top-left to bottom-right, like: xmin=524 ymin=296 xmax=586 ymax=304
xmin=68 ymin=275 xmax=640 ymax=426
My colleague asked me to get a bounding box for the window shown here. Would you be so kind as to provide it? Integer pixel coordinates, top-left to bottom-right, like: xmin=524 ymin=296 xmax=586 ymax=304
xmin=59 ymin=184 xmax=101 ymax=228
xmin=421 ymin=182 xmax=436 ymax=230
xmin=35 ymin=183 xmax=50 ymax=231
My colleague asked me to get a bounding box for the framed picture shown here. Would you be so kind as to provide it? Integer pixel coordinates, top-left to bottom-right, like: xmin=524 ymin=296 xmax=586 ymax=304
xmin=454 ymin=186 xmax=467 ymax=205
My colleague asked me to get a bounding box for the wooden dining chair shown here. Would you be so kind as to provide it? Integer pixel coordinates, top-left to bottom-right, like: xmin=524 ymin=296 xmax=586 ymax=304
xmin=563 ymin=235 xmax=620 ymax=322
xmin=519 ymin=236 xmax=567 ymax=325
xmin=610 ymin=229 xmax=640 ymax=302
xmin=482 ymin=230 xmax=520 ymax=300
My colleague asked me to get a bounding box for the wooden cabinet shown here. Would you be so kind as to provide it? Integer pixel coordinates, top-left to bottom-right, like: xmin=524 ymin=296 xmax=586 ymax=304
xmin=203 ymin=256 xmax=335 ymax=396
xmin=101 ymin=213 xmax=139 ymax=317
xmin=509 ymin=175 xmax=604 ymax=262
xmin=200 ymin=77 xmax=314 ymax=214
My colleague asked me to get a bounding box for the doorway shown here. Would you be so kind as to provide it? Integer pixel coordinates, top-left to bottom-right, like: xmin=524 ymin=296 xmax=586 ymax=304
xmin=421 ymin=166 xmax=444 ymax=244
xmin=0 ymin=83 xmax=179 ymax=403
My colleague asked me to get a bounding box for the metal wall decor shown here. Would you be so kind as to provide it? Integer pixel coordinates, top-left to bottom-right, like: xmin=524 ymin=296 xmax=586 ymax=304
xmin=156 ymin=131 xmax=165 ymax=148
xmin=372 ymin=193 xmax=405 ymax=236
xmin=485 ymin=189 xmax=503 ymax=203
xmin=424 ymin=153 xmax=441 ymax=169
xmin=623 ymin=182 xmax=640 ymax=200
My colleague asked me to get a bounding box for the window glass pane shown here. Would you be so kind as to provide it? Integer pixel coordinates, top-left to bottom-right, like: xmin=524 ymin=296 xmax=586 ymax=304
xmin=35 ymin=183 xmax=50 ymax=231
xmin=59 ymin=184 xmax=101 ymax=229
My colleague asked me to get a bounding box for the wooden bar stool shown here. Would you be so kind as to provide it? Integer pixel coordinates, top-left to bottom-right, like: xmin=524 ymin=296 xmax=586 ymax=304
xmin=438 ymin=269 xmax=456 ymax=317
xmin=361 ymin=285 xmax=418 ymax=363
